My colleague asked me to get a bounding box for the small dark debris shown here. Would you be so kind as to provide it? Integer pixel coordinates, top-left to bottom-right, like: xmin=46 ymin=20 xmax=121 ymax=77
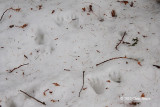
xmin=89 ymin=5 xmax=93 ymax=12
xmin=24 ymin=55 xmax=28 ymax=59
xmin=130 ymin=2 xmax=134 ymax=7
xmin=52 ymin=10 xmax=55 ymax=14
xmin=129 ymin=101 xmax=140 ymax=106
xmin=99 ymin=19 xmax=104 ymax=22
xmin=9 ymin=25 xmax=14 ymax=28
xmin=111 ymin=10 xmax=117 ymax=17
xmin=153 ymin=65 xmax=160 ymax=69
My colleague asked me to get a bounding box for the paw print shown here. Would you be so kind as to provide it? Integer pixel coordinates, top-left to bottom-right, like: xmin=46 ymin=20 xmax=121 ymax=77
xmin=109 ymin=71 xmax=121 ymax=83
xmin=89 ymin=78 xmax=105 ymax=94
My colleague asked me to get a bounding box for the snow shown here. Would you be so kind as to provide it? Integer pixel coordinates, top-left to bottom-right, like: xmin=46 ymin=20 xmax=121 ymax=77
xmin=0 ymin=0 xmax=160 ymax=107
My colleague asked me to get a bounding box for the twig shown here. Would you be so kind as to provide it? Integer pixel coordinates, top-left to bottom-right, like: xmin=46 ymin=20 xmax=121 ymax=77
xmin=8 ymin=63 xmax=29 ymax=73
xmin=20 ymin=90 xmax=46 ymax=105
xmin=0 ymin=8 xmax=11 ymax=21
xmin=153 ymin=65 xmax=160 ymax=69
xmin=0 ymin=7 xmax=21 ymax=22
xmin=79 ymin=71 xmax=85 ymax=97
xmin=115 ymin=32 xmax=126 ymax=50
xmin=96 ymin=56 xmax=142 ymax=66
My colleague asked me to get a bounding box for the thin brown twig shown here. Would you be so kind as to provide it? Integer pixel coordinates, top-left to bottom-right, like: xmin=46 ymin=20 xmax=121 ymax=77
xmin=153 ymin=65 xmax=160 ymax=69
xmin=20 ymin=90 xmax=46 ymax=105
xmin=0 ymin=7 xmax=21 ymax=22
xmin=96 ymin=56 xmax=142 ymax=66
xmin=8 ymin=63 xmax=29 ymax=73
xmin=79 ymin=71 xmax=85 ymax=97
xmin=0 ymin=8 xmax=11 ymax=21
xmin=115 ymin=32 xmax=127 ymax=50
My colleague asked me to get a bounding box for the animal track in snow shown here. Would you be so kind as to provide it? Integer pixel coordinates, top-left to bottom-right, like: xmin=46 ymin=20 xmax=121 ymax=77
xmin=109 ymin=71 xmax=121 ymax=83
xmin=54 ymin=11 xmax=79 ymax=28
xmin=86 ymin=72 xmax=108 ymax=94
xmin=89 ymin=77 xmax=105 ymax=94
xmin=34 ymin=29 xmax=54 ymax=54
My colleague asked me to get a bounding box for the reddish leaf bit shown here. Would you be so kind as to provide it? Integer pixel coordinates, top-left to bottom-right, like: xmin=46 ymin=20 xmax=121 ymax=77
xmin=11 ymin=8 xmax=21 ymax=12
xmin=53 ymin=83 xmax=60 ymax=86
xmin=89 ymin=5 xmax=93 ymax=12
xmin=51 ymin=99 xmax=56 ymax=102
xmin=9 ymin=25 xmax=14 ymax=28
xmin=118 ymin=1 xmax=129 ymax=5
xmin=111 ymin=10 xmax=117 ymax=17
xmin=52 ymin=10 xmax=55 ymax=14
xmin=107 ymin=80 xmax=111 ymax=83
xmin=138 ymin=61 xmax=142 ymax=66
xmin=43 ymin=89 xmax=49 ymax=96
xmin=82 ymin=7 xmax=86 ymax=12
xmin=141 ymin=93 xmax=145 ymax=97
xmin=20 ymin=24 xmax=28 ymax=28
xmin=83 ymin=88 xmax=87 ymax=90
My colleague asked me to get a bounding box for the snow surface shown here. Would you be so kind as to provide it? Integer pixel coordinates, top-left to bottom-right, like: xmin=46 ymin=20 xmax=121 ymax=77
xmin=0 ymin=0 xmax=160 ymax=107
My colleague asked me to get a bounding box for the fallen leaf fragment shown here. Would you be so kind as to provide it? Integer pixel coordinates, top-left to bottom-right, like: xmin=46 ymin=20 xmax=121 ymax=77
xmin=117 ymin=1 xmax=129 ymax=5
xmin=11 ymin=8 xmax=21 ymax=12
xmin=83 ymin=88 xmax=87 ymax=90
xmin=53 ymin=83 xmax=60 ymax=86
xmin=43 ymin=89 xmax=49 ymax=96
xmin=111 ymin=10 xmax=116 ymax=17
xmin=20 ymin=24 xmax=28 ymax=28
xmin=138 ymin=61 xmax=142 ymax=66
xmin=141 ymin=93 xmax=145 ymax=97
xmin=107 ymin=80 xmax=111 ymax=82
xmin=51 ymin=99 xmax=56 ymax=102
xmin=82 ymin=7 xmax=86 ymax=12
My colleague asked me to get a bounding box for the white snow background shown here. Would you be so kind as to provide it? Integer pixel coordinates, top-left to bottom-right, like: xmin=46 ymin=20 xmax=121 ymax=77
xmin=0 ymin=0 xmax=160 ymax=107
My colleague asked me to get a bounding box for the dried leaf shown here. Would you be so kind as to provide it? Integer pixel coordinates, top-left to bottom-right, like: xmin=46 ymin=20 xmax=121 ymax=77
xmin=20 ymin=24 xmax=28 ymax=28
xmin=141 ymin=93 xmax=145 ymax=97
xmin=53 ymin=83 xmax=60 ymax=86
xmin=82 ymin=7 xmax=86 ymax=12
xmin=120 ymin=1 xmax=129 ymax=5
xmin=11 ymin=8 xmax=21 ymax=12
xmin=111 ymin=10 xmax=116 ymax=17
xmin=51 ymin=99 xmax=56 ymax=102
xmin=83 ymin=88 xmax=87 ymax=90
xmin=43 ymin=89 xmax=49 ymax=96
xmin=137 ymin=61 xmax=141 ymax=65
xmin=107 ymin=80 xmax=111 ymax=82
